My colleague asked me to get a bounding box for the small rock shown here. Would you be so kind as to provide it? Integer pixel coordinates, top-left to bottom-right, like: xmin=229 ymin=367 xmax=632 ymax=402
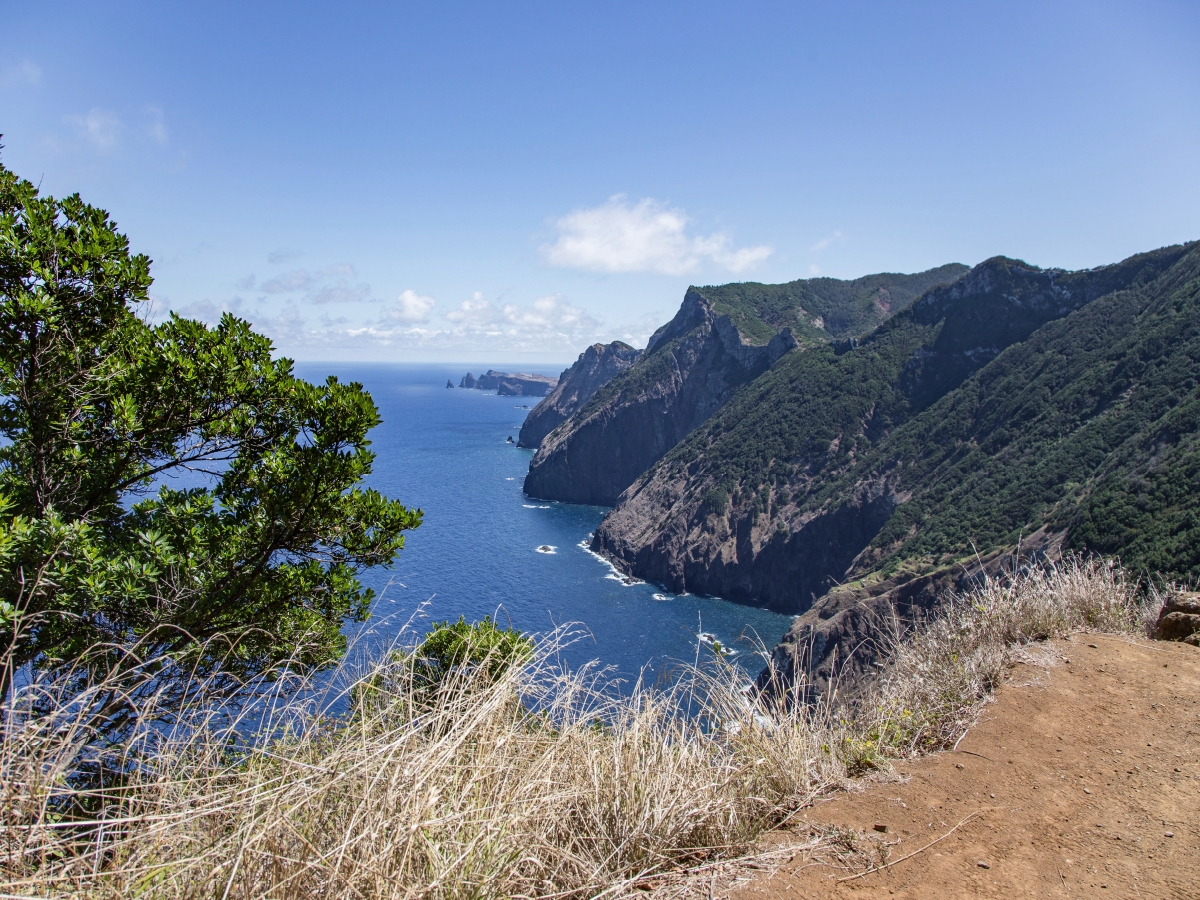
xmin=874 ymin=823 xmax=888 ymax=833
xmin=977 ymin=861 xmax=990 ymax=869
xmin=1165 ymin=831 xmax=1174 ymax=837
xmin=990 ymin=793 xmax=995 ymax=799
xmin=956 ymin=763 xmax=964 ymax=769
xmin=1154 ymin=591 xmax=1200 ymax=645
xmin=1084 ymin=788 xmax=1092 ymax=794
xmin=1088 ymin=643 xmax=1098 ymax=648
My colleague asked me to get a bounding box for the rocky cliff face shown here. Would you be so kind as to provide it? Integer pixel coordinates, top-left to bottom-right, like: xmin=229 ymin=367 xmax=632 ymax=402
xmin=591 ymin=243 xmax=1200 ymax=691
xmin=517 ymin=342 xmax=642 ymax=449
xmin=593 ymin=251 xmax=1189 ymax=609
xmin=460 ymin=370 xmax=558 ymax=396
xmin=522 ymin=290 xmax=796 ymax=505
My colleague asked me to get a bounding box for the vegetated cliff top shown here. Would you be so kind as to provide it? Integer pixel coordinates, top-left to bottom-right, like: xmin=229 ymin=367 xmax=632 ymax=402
xmin=693 ymin=263 xmax=970 ymax=346
xmin=562 ymin=263 xmax=968 ymax=436
xmin=593 ymin=241 xmax=1200 ymax=611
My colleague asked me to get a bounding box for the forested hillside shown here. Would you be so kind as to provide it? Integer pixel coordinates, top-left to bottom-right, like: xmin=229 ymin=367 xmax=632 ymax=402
xmin=522 ymin=264 xmax=964 ymax=505
xmin=592 ymin=243 xmax=1200 ymax=610
xmin=696 ymin=263 xmax=968 ymax=345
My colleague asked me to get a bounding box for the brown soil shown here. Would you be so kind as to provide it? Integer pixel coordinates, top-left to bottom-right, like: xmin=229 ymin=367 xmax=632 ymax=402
xmin=734 ymin=634 xmax=1200 ymax=899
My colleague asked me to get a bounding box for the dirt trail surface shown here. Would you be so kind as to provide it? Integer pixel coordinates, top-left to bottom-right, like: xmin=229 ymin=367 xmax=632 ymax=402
xmin=734 ymin=635 xmax=1199 ymax=899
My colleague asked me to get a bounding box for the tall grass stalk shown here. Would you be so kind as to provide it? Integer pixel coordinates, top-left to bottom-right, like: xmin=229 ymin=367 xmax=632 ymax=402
xmin=1 ymin=557 xmax=1156 ymax=898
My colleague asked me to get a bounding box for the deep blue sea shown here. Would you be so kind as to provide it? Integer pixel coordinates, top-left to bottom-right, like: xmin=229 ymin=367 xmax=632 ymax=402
xmin=294 ymin=362 xmax=795 ymax=684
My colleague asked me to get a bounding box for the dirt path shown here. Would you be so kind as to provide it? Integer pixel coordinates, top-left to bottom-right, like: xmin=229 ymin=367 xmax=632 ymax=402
xmin=733 ymin=634 xmax=1199 ymax=899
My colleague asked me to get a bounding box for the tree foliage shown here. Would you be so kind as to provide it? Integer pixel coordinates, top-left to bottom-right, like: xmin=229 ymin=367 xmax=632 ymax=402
xmin=0 ymin=158 xmax=421 ymax=739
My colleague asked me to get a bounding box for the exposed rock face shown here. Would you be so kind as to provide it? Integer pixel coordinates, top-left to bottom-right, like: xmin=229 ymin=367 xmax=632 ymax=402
xmin=446 ymin=379 xmax=454 ymax=388
xmin=459 ymin=370 xmax=558 ymax=396
xmin=1155 ymin=592 xmax=1200 ymax=646
xmin=518 ymin=342 xmax=642 ymax=449
xmin=592 ymin=249 xmax=1192 ymax=614
xmin=522 ymin=290 xmax=796 ymax=505
xmin=587 ymin=242 xmax=1200 ymax=696
xmin=755 ymin=569 xmax=959 ymax=700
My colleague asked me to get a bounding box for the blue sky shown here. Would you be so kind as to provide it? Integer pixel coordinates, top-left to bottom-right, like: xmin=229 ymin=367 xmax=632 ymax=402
xmin=2 ymin=0 xmax=1197 ymax=363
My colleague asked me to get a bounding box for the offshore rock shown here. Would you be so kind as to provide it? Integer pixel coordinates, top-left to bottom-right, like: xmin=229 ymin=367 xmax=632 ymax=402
xmin=518 ymin=341 xmax=642 ymax=449
xmin=523 ymin=290 xmax=796 ymax=505
xmin=460 ymin=370 xmax=558 ymax=397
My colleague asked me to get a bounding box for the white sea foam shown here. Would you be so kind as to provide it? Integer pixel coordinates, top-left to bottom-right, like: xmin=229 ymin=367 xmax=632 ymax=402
xmin=695 ymin=631 xmax=739 ymax=656
xmin=579 ymin=540 xmax=643 ymax=586
xmin=652 ymin=593 xmax=671 ymax=602
xmin=522 ymin=504 xmax=552 ymax=509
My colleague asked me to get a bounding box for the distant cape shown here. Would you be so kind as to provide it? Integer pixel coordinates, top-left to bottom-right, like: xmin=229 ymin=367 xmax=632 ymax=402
xmin=458 ymin=370 xmax=558 ymax=397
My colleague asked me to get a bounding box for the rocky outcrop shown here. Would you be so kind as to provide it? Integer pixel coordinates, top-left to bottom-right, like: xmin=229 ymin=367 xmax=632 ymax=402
xmin=518 ymin=342 xmax=642 ymax=449
xmin=1155 ymin=592 xmax=1200 ymax=646
xmin=459 ymin=370 xmax=558 ymax=397
xmin=522 ymin=290 xmax=796 ymax=505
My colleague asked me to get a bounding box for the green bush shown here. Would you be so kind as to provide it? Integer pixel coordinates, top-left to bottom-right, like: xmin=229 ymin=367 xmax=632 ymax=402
xmin=416 ymin=615 xmax=534 ymax=688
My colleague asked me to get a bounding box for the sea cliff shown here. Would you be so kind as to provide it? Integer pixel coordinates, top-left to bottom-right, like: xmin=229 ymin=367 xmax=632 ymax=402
xmin=518 ymin=341 xmax=642 ymax=449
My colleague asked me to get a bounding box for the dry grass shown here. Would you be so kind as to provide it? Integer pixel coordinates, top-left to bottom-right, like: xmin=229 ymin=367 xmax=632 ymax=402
xmin=0 ymin=557 xmax=1159 ymax=898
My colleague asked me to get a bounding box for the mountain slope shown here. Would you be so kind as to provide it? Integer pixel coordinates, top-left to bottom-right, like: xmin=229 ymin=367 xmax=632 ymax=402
xmin=518 ymin=342 xmax=641 ymax=449
xmin=592 ymin=243 xmax=1198 ymax=612
xmin=522 ymin=290 xmax=796 ymax=504
xmin=522 ymin=264 xmax=965 ymax=506
xmin=697 ymin=263 xmax=969 ymax=345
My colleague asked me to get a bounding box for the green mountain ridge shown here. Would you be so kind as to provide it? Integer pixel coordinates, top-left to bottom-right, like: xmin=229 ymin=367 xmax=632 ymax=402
xmin=695 ymin=263 xmax=969 ymax=345
xmin=590 ymin=241 xmax=1200 ymax=618
xmin=523 ymin=264 xmax=968 ymax=506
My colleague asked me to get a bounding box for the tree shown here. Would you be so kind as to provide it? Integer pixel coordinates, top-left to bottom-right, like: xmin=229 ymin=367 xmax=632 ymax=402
xmin=0 ymin=156 xmax=421 ymax=744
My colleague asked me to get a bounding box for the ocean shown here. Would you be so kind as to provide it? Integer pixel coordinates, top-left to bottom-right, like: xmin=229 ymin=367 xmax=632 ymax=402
xmin=296 ymin=362 xmax=795 ymax=684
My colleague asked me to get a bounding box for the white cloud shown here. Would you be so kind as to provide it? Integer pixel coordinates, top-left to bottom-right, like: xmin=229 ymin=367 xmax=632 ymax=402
xmin=444 ymin=292 xmax=502 ymax=332
xmin=501 ymin=294 xmax=595 ymax=334
xmin=168 ymin=297 xmax=248 ymax=325
xmin=66 ymin=108 xmax=122 ymax=152
xmin=146 ymin=106 xmax=168 ymax=146
xmin=261 ymin=269 xmax=314 ymax=294
xmin=310 ymin=279 xmax=370 ymax=305
xmin=541 ymin=195 xmax=772 ymax=276
xmin=809 ymin=230 xmax=843 ymax=253
xmin=268 ymin=249 xmax=302 ymax=265
xmin=807 ymin=264 xmax=821 ymax=276
xmin=259 ymin=266 xmax=367 ymax=306
xmin=384 ymin=289 xmax=437 ymax=323
xmin=0 ymin=61 xmax=41 ymax=90
xmin=443 ymin=292 xmax=600 ymax=342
